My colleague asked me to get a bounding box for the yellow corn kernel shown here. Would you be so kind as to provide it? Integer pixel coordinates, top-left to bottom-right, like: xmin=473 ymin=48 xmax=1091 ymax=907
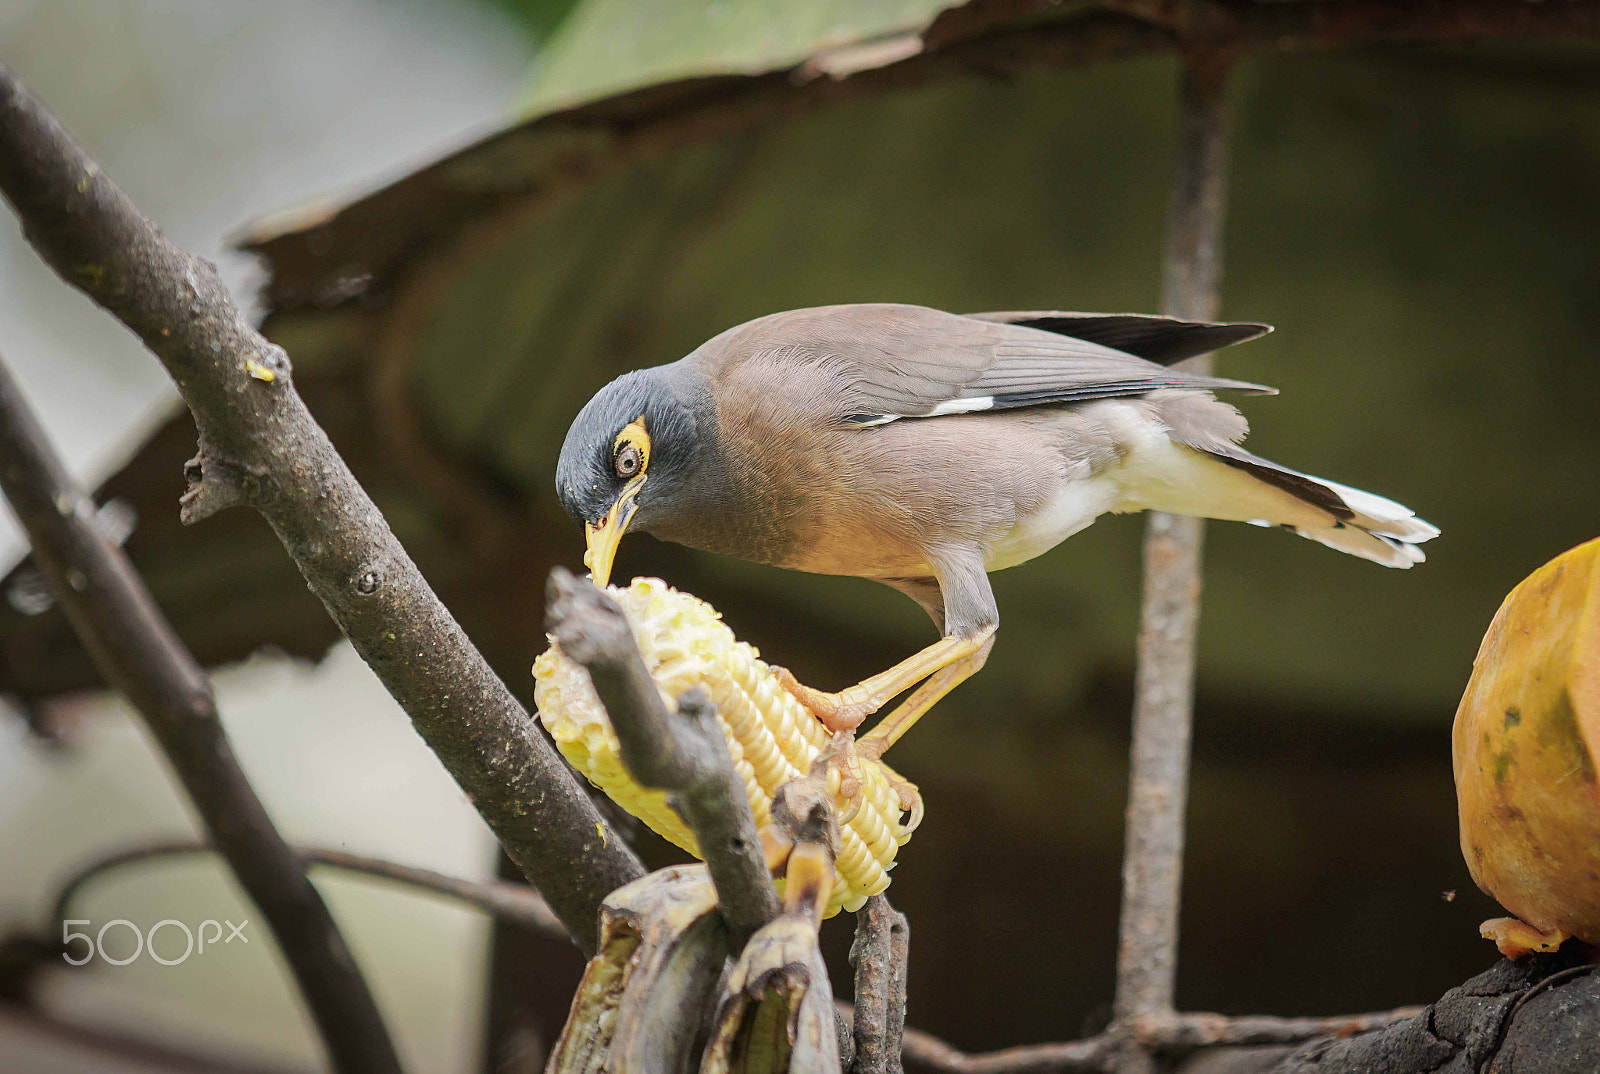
xmin=533 ymin=577 xmax=916 ymax=916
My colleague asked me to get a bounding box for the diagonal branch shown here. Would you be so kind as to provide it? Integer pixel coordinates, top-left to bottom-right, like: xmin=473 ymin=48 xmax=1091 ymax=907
xmin=0 ymin=63 xmax=644 ymax=955
xmin=543 ymin=567 xmax=781 ymax=946
xmin=0 ymin=356 xmax=402 ymax=1074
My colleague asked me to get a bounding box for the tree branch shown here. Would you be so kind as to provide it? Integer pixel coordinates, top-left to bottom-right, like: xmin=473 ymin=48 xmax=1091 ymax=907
xmin=887 ymin=902 xmax=911 ymax=1071
xmin=1134 ymin=1008 xmax=1420 ymax=1049
xmin=0 ymin=1005 xmax=307 ymax=1074
xmin=47 ymin=840 xmax=568 ymax=942
xmin=900 ymin=1027 xmax=1117 ymax=1074
xmin=0 ymin=357 xmax=402 ymax=1074
xmin=543 ymin=567 xmax=781 ymax=946
xmin=0 ymin=63 xmax=644 ymax=955
xmin=1115 ymin=47 xmax=1236 ymax=1067
xmin=1174 ymin=952 xmax=1600 ymax=1074
xmin=844 ymin=1002 xmax=1425 ymax=1074
xmin=850 ymin=895 xmax=910 ymax=1074
xmin=893 ymin=951 xmax=1598 ymax=1074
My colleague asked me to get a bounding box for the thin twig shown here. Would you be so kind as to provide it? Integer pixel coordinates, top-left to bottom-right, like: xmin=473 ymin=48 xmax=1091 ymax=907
xmin=896 ymin=1006 xmax=1421 ymax=1073
xmin=0 ymin=359 xmax=402 ymax=1074
xmin=899 ymin=1027 xmax=1117 ymax=1074
xmin=843 ymin=997 xmax=1427 ymax=1074
xmin=305 ymin=848 xmax=566 ymax=938
xmin=1114 ymin=46 xmax=1236 ymax=1054
xmin=0 ymin=1004 xmax=308 ymax=1074
xmin=0 ymin=63 xmax=644 ymax=955
xmin=1130 ymin=1007 xmax=1423 ymax=1048
xmin=544 ymin=566 xmax=781 ymax=946
xmin=47 ymin=840 xmax=568 ymax=941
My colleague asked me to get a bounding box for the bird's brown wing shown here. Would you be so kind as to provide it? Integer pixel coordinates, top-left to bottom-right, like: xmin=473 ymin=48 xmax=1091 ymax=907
xmin=745 ymin=304 xmax=1274 ymax=426
xmin=966 ymin=311 xmax=1271 ymax=366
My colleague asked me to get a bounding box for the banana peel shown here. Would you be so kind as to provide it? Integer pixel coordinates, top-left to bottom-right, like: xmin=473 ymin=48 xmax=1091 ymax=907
xmin=547 ymin=865 xmax=730 ymax=1073
xmin=702 ymin=914 xmax=841 ymax=1074
xmin=1453 ymin=536 xmax=1600 ymax=957
xmin=550 ymin=779 xmax=848 ymax=1072
xmin=703 ymin=798 xmax=843 ymax=1074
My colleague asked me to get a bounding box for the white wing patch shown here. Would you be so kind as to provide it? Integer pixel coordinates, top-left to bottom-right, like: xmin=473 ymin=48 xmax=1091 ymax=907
xmin=925 ymin=395 xmax=995 ymax=417
xmin=844 ymin=394 xmax=996 ymax=428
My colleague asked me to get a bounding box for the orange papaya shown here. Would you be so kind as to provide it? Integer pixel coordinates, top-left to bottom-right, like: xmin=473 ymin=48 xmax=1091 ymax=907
xmin=1453 ymin=536 xmax=1600 ymax=957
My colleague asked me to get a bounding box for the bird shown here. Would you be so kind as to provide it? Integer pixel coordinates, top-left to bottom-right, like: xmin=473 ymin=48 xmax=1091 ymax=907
xmin=555 ymin=302 xmax=1438 ymax=767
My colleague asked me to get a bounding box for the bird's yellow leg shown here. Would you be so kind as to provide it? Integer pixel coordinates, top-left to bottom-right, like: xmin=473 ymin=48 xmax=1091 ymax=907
xmin=774 ymin=626 xmax=994 ymax=733
xmin=858 ymin=630 xmax=994 ymax=759
xmin=784 ymin=628 xmax=991 ymax=824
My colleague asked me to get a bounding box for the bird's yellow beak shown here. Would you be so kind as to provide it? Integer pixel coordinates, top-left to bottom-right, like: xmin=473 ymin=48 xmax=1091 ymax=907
xmin=583 ymin=477 xmax=644 ymax=588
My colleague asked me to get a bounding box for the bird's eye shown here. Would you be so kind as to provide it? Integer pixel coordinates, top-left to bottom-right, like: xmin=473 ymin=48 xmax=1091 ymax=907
xmin=615 ymin=442 xmax=642 ymax=478
xmin=612 ymin=418 xmax=651 ymax=480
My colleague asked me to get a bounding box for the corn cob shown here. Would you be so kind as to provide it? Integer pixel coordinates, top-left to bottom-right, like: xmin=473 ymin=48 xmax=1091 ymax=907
xmin=533 ymin=577 xmax=916 ymax=916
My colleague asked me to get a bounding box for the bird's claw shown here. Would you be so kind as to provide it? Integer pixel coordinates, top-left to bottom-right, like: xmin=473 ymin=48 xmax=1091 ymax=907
xmin=859 ymin=733 xmax=925 ymax=832
xmin=896 ymin=777 xmax=925 ymax=834
xmin=812 ymin=730 xmax=864 ymax=824
xmin=772 ymin=666 xmax=878 ymax=732
xmin=805 ymin=730 xmax=923 ymax=833
xmin=774 ymin=670 xmax=924 ymax=832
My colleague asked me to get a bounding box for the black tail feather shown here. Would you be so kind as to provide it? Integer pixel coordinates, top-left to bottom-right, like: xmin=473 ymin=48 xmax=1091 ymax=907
xmin=968 ymin=311 xmax=1271 ymax=365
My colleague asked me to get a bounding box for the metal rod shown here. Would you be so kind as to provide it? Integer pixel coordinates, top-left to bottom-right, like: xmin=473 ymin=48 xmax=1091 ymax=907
xmin=1114 ymin=48 xmax=1237 ymax=1040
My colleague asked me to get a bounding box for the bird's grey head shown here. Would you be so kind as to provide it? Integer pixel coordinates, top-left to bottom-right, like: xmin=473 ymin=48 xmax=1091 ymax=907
xmin=555 ymin=367 xmax=704 ymax=584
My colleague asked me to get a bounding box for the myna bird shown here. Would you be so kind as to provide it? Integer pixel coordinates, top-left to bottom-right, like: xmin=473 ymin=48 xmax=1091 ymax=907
xmin=556 ymin=303 xmax=1437 ymax=763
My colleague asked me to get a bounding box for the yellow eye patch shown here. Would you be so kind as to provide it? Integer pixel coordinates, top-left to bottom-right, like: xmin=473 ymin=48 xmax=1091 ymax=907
xmin=613 ymin=418 xmax=651 ymax=476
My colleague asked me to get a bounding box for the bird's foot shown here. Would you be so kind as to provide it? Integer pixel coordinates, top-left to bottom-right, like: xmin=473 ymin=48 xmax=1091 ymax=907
xmin=853 ymin=737 xmax=925 ymax=834
xmin=806 ymin=729 xmax=924 ymax=834
xmin=879 ymin=769 xmax=924 ymax=835
xmin=772 ymin=666 xmax=880 ymax=732
xmin=773 ymin=666 xmax=926 ymax=832
xmin=1481 ymin=917 xmax=1567 ymax=959
xmin=854 ymin=734 xmax=921 ymax=814
xmin=812 ymin=729 xmax=866 ymax=824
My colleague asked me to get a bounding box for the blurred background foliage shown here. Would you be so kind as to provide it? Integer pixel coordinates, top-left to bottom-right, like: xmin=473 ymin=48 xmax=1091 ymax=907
xmin=486 ymin=0 xmax=582 ymax=42
xmin=3 ymin=1 xmax=1599 ymax=1071
xmin=519 ymin=0 xmax=957 ymax=109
